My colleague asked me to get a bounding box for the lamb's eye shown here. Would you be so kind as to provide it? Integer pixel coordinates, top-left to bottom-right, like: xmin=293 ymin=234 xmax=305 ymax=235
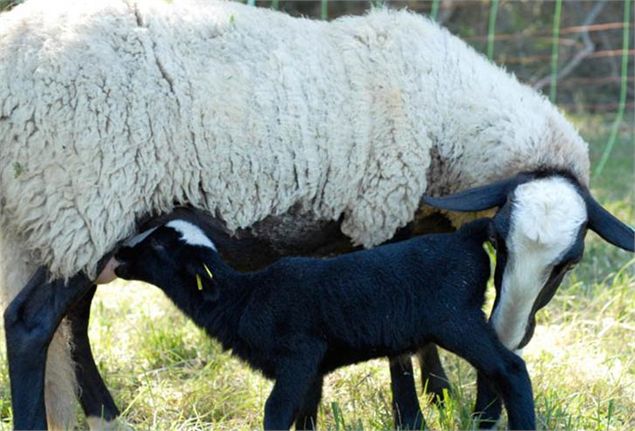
xmin=150 ymin=237 xmax=166 ymax=251
xmin=116 ymin=247 xmax=134 ymax=260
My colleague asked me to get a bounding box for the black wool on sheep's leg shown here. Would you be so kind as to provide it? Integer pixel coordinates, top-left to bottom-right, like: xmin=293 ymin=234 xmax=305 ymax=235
xmin=3 ymin=267 xmax=94 ymax=430
xmin=67 ymin=286 xmax=121 ymax=423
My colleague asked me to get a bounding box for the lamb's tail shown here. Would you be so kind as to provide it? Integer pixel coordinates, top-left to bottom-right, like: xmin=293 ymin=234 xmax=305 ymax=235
xmin=0 ymin=231 xmax=78 ymax=430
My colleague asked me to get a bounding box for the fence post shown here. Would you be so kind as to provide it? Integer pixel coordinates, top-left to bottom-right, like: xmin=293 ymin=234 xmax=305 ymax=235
xmin=430 ymin=0 xmax=440 ymax=21
xmin=487 ymin=0 xmax=500 ymax=60
xmin=549 ymin=0 xmax=563 ymax=102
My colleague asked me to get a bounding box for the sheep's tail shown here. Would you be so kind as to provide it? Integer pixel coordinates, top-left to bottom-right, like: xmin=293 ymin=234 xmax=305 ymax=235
xmin=0 ymin=231 xmax=78 ymax=430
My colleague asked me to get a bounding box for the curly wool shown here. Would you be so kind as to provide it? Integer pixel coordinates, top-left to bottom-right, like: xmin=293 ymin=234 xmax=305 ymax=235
xmin=0 ymin=0 xmax=589 ymax=282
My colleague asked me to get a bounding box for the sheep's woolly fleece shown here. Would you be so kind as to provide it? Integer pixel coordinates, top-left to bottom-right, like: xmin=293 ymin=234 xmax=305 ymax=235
xmin=0 ymin=0 xmax=589 ymax=280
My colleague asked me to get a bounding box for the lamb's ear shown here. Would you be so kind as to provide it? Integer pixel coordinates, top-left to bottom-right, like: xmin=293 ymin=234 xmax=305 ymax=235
xmin=421 ymin=174 xmax=531 ymax=212
xmin=585 ymin=193 xmax=635 ymax=252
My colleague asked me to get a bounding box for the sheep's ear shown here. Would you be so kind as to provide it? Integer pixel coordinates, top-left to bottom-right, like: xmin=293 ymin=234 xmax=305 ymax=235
xmin=421 ymin=174 xmax=531 ymax=212
xmin=585 ymin=194 xmax=635 ymax=252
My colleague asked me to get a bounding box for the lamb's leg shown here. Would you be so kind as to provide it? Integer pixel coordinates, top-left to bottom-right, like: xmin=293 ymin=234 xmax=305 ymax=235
xmin=294 ymin=374 xmax=323 ymax=431
xmin=417 ymin=344 xmax=451 ymax=401
xmin=473 ymin=372 xmax=503 ymax=429
xmin=389 ymin=355 xmax=424 ymax=430
xmin=263 ymin=351 xmax=323 ymax=431
xmin=4 ymin=267 xmax=93 ymax=430
xmin=389 ymin=218 xmax=453 ymax=412
xmin=67 ymin=285 xmax=121 ymax=427
xmin=437 ymin=318 xmax=535 ymax=430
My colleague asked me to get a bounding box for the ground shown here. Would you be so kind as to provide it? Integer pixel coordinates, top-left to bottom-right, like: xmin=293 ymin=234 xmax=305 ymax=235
xmin=0 ymin=113 xmax=633 ymax=430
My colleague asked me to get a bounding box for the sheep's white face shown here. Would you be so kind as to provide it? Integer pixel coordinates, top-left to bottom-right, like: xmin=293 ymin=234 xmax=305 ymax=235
xmin=423 ymin=171 xmax=633 ymax=352
xmin=491 ymin=177 xmax=588 ymax=350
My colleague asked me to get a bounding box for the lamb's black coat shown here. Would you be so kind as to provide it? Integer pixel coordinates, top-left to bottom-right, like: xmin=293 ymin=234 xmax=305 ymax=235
xmin=114 ymin=217 xmax=535 ymax=430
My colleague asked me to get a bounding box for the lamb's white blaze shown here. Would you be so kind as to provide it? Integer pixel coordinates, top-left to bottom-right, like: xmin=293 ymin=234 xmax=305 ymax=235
xmin=166 ymin=220 xmax=217 ymax=250
xmin=491 ymin=177 xmax=587 ymax=350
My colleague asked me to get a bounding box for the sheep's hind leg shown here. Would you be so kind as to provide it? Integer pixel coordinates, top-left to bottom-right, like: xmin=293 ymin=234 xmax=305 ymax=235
xmin=390 ymin=355 xmax=424 ymax=430
xmin=67 ymin=285 xmax=122 ymax=428
xmin=294 ymin=374 xmax=323 ymax=431
xmin=3 ymin=267 xmax=94 ymax=430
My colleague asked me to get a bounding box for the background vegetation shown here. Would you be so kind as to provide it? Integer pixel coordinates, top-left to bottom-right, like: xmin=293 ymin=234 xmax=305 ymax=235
xmin=0 ymin=0 xmax=633 ymax=429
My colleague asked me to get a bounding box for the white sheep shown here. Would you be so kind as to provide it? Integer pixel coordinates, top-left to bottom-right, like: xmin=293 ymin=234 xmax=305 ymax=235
xmin=1 ymin=0 xmax=632 ymax=429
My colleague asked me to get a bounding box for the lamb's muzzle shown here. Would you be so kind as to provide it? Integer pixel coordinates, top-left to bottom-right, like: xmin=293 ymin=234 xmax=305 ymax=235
xmin=95 ymin=258 xmax=121 ymax=285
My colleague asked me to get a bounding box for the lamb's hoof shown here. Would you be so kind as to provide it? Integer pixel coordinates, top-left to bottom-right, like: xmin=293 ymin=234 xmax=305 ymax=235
xmin=423 ymin=378 xmax=452 ymax=405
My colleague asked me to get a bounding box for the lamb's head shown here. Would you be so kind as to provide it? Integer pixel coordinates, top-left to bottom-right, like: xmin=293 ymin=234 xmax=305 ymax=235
xmin=422 ymin=171 xmax=634 ymax=351
xmin=106 ymin=220 xmax=218 ymax=295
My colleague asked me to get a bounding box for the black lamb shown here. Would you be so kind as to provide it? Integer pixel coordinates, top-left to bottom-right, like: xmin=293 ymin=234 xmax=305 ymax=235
xmin=111 ymin=215 xmax=535 ymax=430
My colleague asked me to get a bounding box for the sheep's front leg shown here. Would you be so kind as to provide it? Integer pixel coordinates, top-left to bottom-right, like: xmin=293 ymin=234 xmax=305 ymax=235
xmin=3 ymin=267 xmax=93 ymax=430
xmin=67 ymin=285 xmax=121 ymax=427
xmin=294 ymin=374 xmax=323 ymax=430
xmin=389 ymin=355 xmax=424 ymax=429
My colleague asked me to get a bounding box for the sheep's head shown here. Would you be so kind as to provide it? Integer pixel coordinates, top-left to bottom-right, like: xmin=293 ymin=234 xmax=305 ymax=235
xmin=422 ymin=171 xmax=634 ymax=351
xmin=111 ymin=220 xmax=218 ymax=298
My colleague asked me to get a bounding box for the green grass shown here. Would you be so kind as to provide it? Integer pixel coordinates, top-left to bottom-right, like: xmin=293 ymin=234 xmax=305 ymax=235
xmin=0 ymin=114 xmax=633 ymax=430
